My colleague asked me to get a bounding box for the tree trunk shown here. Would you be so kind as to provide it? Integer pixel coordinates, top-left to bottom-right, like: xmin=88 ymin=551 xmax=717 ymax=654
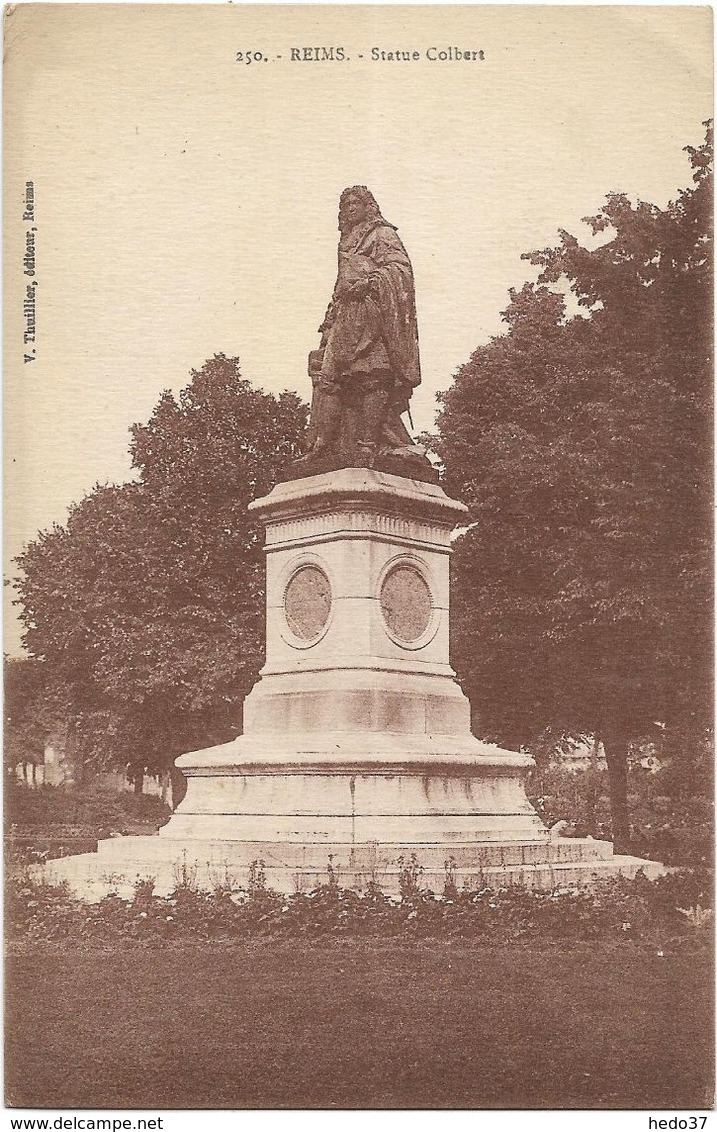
xmin=133 ymin=769 xmax=144 ymax=796
xmin=169 ymin=765 xmax=187 ymax=811
xmin=585 ymin=732 xmax=601 ymax=834
xmin=602 ymin=728 xmax=631 ymax=854
xmin=66 ymin=720 xmax=85 ymax=785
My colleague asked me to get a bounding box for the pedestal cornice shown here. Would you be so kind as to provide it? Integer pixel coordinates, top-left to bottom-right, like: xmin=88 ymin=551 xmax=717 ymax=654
xmin=249 ymin=468 xmax=468 ymax=530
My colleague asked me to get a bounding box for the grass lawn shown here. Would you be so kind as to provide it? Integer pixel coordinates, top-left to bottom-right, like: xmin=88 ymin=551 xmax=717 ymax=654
xmin=6 ymin=940 xmax=713 ymax=1110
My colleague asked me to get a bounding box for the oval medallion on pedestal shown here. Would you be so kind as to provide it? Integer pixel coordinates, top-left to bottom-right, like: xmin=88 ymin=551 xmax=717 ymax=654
xmin=380 ymin=564 xmax=432 ymax=644
xmin=284 ymin=564 xmax=332 ymax=642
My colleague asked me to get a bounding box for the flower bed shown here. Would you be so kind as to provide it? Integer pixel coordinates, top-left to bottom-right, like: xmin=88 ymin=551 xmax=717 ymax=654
xmin=6 ymin=781 xmax=172 ymax=863
xmin=527 ymin=763 xmax=713 ymax=871
xmin=7 ymin=864 xmax=713 ymax=951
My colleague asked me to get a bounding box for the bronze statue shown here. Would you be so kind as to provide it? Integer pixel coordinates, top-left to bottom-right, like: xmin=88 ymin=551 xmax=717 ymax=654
xmin=291 ymin=186 xmax=436 ymax=482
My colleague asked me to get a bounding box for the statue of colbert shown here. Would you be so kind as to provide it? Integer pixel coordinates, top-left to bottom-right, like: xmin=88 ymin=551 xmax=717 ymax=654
xmin=292 ymin=185 xmax=436 ymax=482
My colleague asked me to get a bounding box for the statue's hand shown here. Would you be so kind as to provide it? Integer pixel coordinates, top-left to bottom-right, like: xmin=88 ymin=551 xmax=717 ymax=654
xmin=318 ymin=302 xmax=336 ymax=333
xmin=308 ymin=348 xmax=324 ymax=377
xmin=346 ymin=278 xmax=370 ymax=299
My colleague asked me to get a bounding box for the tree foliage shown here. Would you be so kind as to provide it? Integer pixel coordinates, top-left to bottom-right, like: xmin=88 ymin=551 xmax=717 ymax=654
xmin=14 ymin=356 xmax=307 ymax=783
xmin=433 ymin=124 xmax=712 ymax=849
xmin=4 ymin=656 xmax=55 ymax=775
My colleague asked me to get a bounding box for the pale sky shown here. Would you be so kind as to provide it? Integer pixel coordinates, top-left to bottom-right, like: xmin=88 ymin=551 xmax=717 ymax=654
xmin=4 ymin=4 xmax=712 ymax=654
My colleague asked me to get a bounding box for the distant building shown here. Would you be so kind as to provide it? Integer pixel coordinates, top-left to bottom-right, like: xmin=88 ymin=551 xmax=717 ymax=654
xmin=548 ymin=736 xmax=663 ymax=774
xmin=549 ymin=738 xmax=606 ymax=773
xmin=13 ymin=735 xmax=175 ymax=806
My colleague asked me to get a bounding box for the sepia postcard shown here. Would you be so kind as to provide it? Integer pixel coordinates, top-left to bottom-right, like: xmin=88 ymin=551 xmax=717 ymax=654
xmin=4 ymin=3 xmax=714 ymax=1121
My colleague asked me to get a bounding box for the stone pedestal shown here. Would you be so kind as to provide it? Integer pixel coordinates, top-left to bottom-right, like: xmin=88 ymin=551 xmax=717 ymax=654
xmin=43 ymin=470 xmax=665 ymax=898
xmin=167 ymin=470 xmax=544 ymax=848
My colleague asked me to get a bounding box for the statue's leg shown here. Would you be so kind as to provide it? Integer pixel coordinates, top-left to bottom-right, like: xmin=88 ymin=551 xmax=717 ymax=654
xmin=313 ymin=377 xmax=343 ymax=455
xmin=299 ymin=376 xmax=342 ymax=460
xmin=357 ymin=375 xmax=390 ymax=455
xmin=381 ymin=409 xmax=414 ymax=449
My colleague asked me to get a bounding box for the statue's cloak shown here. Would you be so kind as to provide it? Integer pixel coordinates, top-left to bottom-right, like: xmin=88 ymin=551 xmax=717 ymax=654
xmin=321 ymin=218 xmax=421 ymax=413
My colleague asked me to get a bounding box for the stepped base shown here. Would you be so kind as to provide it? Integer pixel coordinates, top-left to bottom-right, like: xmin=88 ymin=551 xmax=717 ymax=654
xmin=37 ymin=834 xmax=666 ymax=902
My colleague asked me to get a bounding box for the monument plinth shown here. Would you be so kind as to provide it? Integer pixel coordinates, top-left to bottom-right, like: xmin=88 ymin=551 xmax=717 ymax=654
xmin=163 ymin=469 xmax=545 ymax=866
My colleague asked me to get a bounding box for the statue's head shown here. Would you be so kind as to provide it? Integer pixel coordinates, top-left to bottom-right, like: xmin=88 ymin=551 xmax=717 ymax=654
xmin=339 ymin=185 xmax=381 ymax=233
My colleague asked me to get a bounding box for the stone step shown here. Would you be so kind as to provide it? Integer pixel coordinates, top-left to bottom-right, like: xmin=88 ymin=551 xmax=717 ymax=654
xmin=97 ymin=834 xmax=612 ymax=868
xmin=35 ymin=835 xmax=663 ymax=901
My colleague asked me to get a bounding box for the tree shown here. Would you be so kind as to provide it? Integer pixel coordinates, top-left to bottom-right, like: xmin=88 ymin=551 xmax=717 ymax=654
xmin=14 ymin=356 xmax=308 ymax=792
xmin=3 ymin=655 xmax=55 ymax=782
xmin=433 ymin=125 xmax=712 ymax=851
